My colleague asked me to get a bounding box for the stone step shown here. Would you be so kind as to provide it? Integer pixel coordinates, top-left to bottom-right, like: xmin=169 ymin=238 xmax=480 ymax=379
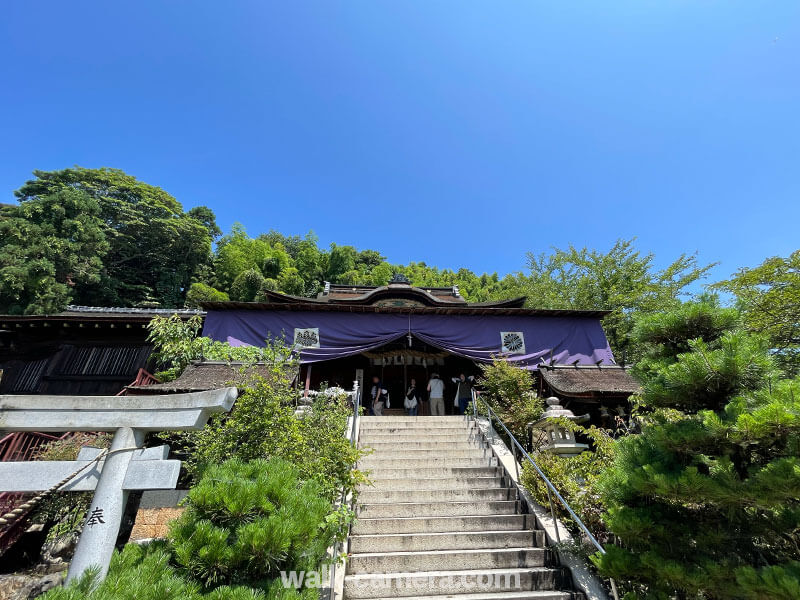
xmin=358 ymin=453 xmax=491 ymax=472
xmin=364 ymin=476 xmax=505 ymax=491
xmin=343 ymin=567 xmax=563 ymax=598
xmin=359 ymin=488 xmax=517 ymax=504
xmin=359 ymin=422 xmax=475 ymax=431
xmin=360 ymin=441 xmax=487 ymax=451
xmin=358 ymin=448 xmax=492 ymax=465
xmin=360 ymin=416 xmax=467 ymax=422
xmin=367 ymin=466 xmax=500 ymax=479
xmin=358 ymin=454 xmax=491 ymax=472
xmin=357 ymin=500 xmax=521 ymax=518
xmin=348 ymin=547 xmax=549 ymax=574
xmin=359 ymin=432 xmax=475 ymax=442
xmin=351 ymin=514 xmax=537 ymax=535
xmin=349 ymin=529 xmax=537 ymax=553
xmin=360 ymin=592 xmax=572 ymax=600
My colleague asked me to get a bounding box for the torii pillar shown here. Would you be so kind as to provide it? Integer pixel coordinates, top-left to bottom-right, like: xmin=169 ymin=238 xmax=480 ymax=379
xmin=0 ymin=387 xmax=238 ymax=583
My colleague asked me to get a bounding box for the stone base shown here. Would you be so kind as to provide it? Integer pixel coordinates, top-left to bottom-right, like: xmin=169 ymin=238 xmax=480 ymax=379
xmin=129 ymin=507 xmax=184 ymax=541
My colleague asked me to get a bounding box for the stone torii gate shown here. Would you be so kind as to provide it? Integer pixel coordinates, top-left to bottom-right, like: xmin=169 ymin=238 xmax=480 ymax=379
xmin=0 ymin=387 xmax=237 ymax=583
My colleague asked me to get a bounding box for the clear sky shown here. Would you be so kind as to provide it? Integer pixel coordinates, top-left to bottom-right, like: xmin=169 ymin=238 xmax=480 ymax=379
xmin=1 ymin=2 xmax=798 ymax=282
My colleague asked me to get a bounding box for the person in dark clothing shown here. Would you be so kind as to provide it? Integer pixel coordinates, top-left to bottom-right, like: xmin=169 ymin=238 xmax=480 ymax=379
xmin=370 ymin=375 xmax=388 ymax=416
xmin=404 ymin=378 xmax=420 ymax=416
xmin=452 ymin=373 xmax=475 ymax=415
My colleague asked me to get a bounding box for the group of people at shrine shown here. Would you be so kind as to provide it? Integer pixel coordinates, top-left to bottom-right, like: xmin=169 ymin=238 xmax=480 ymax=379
xmin=367 ymin=372 xmax=476 ymax=416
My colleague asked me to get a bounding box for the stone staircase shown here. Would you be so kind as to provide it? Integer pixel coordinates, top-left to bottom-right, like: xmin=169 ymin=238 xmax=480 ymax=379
xmin=345 ymin=416 xmax=578 ymax=600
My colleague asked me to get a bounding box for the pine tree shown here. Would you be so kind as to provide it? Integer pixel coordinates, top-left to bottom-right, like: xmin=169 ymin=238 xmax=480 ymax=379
xmin=593 ymin=299 xmax=800 ymax=599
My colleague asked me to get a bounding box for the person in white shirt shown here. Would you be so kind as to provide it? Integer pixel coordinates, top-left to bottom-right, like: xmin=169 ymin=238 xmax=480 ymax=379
xmin=427 ymin=373 xmax=446 ymax=416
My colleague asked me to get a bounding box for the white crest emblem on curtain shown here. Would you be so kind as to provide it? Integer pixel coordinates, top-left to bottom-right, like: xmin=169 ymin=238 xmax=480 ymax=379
xmin=500 ymin=331 xmax=526 ymax=355
xmin=294 ymin=328 xmax=320 ymax=348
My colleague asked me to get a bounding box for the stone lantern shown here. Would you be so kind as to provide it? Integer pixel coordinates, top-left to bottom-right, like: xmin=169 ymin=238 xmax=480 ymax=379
xmin=530 ymin=396 xmax=590 ymax=456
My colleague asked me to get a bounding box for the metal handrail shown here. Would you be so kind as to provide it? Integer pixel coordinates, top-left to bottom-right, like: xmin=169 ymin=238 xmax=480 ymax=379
xmin=329 ymin=383 xmax=362 ymax=600
xmin=471 ymin=391 xmax=620 ymax=600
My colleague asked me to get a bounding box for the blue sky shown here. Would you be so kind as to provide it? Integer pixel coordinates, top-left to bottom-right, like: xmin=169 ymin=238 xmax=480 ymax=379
xmin=1 ymin=1 xmax=798 ymax=283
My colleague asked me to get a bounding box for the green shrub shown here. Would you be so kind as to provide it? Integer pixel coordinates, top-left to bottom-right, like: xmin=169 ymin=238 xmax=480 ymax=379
xmin=477 ymin=358 xmax=543 ymax=438
xmin=147 ymin=314 xmax=279 ymax=381
xmin=148 ymin=313 xmax=365 ymax=502
xmin=170 ymin=458 xmax=338 ymax=590
xmin=520 ymin=420 xmax=615 ymax=541
xmin=42 ymin=541 xmax=277 ymax=600
xmin=42 ymin=459 xmax=332 ymax=600
xmin=593 ymin=300 xmax=800 ymax=599
xmin=185 ymin=377 xmax=366 ymax=503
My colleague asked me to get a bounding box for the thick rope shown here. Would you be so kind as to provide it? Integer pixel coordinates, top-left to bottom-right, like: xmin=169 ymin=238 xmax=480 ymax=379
xmin=0 ymin=445 xmax=139 ymax=527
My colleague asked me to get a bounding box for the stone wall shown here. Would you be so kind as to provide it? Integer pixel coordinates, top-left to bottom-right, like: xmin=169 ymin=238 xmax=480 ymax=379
xmin=128 ymin=490 xmax=187 ymax=542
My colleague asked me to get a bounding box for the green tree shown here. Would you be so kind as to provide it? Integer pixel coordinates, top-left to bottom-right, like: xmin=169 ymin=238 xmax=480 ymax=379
xmin=14 ymin=167 xmax=214 ymax=308
xmin=713 ymin=250 xmax=800 ymax=376
xmin=594 ymin=300 xmax=800 ymax=599
xmin=211 ymin=224 xmax=272 ymax=291
xmin=324 ymin=244 xmax=358 ymax=282
xmin=230 ymin=268 xmax=266 ymax=302
xmin=502 ymin=239 xmax=715 ymax=360
xmin=476 ymin=358 xmax=542 ymax=438
xmin=187 ymin=205 xmax=223 ymax=239
xmin=185 ymin=282 xmax=230 ymax=308
xmin=0 ymin=188 xmax=108 ymax=314
xmin=277 ymin=267 xmax=306 ymax=296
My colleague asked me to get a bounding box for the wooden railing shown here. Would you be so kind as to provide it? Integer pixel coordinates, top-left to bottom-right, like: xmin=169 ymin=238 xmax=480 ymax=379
xmin=115 ymin=368 xmax=160 ymax=395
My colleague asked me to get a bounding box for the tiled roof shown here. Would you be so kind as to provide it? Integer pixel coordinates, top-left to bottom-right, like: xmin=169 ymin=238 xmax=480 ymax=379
xmin=64 ymin=306 xmax=204 ymax=316
xmin=126 ymin=361 xmax=279 ymax=394
xmin=539 ymin=365 xmax=641 ymax=397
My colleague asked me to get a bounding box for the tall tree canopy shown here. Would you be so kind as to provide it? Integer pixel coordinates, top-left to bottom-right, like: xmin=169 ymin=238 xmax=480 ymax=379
xmin=499 ymin=239 xmax=715 ymax=359
xmin=594 ymin=300 xmax=800 ymax=599
xmin=13 ymin=167 xmax=216 ymax=308
xmin=714 ymin=250 xmax=800 ymax=376
xmin=0 ymin=188 xmax=108 ymax=314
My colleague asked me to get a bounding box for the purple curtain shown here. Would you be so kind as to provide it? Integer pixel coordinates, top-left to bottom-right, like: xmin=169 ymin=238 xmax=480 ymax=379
xmin=202 ymin=309 xmax=615 ymax=369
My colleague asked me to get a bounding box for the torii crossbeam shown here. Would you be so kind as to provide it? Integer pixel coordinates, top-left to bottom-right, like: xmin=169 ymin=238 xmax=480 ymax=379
xmin=0 ymin=387 xmax=237 ymax=584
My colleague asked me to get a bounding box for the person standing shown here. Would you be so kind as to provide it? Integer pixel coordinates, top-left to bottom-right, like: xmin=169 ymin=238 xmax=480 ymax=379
xmin=452 ymin=373 xmax=475 ymax=415
xmin=370 ymin=375 xmax=388 ymax=416
xmin=427 ymin=373 xmax=445 ymax=416
xmin=404 ymin=378 xmax=420 ymax=416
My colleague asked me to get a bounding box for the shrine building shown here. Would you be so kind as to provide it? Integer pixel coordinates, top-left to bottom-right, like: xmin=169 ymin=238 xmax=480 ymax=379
xmin=200 ymin=274 xmax=638 ymax=417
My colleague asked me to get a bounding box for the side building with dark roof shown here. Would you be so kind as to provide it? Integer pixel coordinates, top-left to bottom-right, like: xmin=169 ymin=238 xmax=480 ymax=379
xmin=0 ymin=306 xmax=202 ymax=395
xmin=538 ymin=363 xmax=641 ymax=431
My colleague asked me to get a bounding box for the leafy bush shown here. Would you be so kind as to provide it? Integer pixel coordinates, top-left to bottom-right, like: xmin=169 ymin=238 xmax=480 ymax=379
xmin=147 ymin=313 xmax=365 ymax=501
xmin=42 ymin=535 xmax=304 ymax=600
xmin=521 ymin=421 xmax=615 ymax=542
xmin=230 ymin=268 xmax=266 ymax=302
xmin=147 ymin=314 xmax=285 ymax=381
xmin=43 ymin=542 xmax=206 ymax=600
xmin=185 ymin=377 xmax=365 ymax=503
xmin=477 ymin=358 xmax=543 ymax=438
xmin=44 ymin=460 xmax=335 ymax=600
xmin=170 ymin=458 xmax=338 ymax=590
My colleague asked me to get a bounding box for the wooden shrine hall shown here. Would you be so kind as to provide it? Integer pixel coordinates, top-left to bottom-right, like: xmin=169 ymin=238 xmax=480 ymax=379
xmin=200 ymin=274 xmax=638 ymax=416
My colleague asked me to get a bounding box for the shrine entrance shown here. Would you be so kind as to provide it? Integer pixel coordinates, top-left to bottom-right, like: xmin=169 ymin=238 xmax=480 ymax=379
xmin=300 ymin=335 xmax=480 ymax=416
